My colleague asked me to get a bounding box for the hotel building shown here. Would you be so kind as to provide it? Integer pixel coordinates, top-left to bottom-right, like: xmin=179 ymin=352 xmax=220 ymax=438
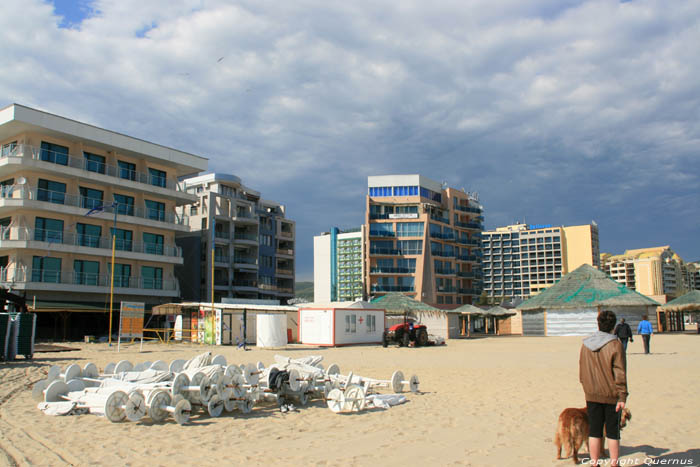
xmin=176 ymin=173 xmax=295 ymax=304
xmin=601 ymin=246 xmax=695 ymax=302
xmin=0 ymin=104 xmax=207 ymax=334
xmin=481 ymin=223 xmax=600 ymax=299
xmin=365 ymin=175 xmax=484 ymax=306
xmin=313 ymin=227 xmax=365 ymax=303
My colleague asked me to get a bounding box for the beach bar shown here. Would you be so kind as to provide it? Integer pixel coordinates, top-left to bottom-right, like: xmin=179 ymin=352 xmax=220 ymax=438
xmin=516 ymin=264 xmax=660 ymax=336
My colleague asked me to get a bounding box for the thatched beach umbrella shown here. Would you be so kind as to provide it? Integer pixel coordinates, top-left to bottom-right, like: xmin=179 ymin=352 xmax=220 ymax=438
xmin=451 ymin=304 xmax=484 ymax=336
xmin=659 ymin=290 xmax=700 ymax=332
xmin=371 ymin=293 xmax=442 ymax=316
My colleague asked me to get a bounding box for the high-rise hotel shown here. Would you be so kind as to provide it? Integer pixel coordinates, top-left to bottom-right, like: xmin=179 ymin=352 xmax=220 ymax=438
xmin=481 ymin=223 xmax=600 ymax=299
xmin=365 ymin=175 xmax=484 ymax=306
xmin=0 ymin=104 xmax=207 ymax=335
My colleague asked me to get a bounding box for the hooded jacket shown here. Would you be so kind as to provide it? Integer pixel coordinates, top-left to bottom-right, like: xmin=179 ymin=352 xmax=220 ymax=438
xmin=579 ymin=331 xmax=628 ymax=404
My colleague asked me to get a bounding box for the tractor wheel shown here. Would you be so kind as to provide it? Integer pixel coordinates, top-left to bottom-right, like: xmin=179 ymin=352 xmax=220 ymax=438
xmin=382 ymin=332 xmax=388 ymax=348
xmin=401 ymin=332 xmax=410 ymax=347
xmin=416 ymin=329 xmax=429 ymax=347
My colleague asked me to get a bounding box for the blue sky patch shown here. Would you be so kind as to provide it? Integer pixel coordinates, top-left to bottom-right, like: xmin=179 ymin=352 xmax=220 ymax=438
xmin=50 ymin=0 xmax=96 ymax=29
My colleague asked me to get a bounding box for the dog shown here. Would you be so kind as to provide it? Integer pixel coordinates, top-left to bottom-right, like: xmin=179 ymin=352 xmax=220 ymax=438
xmin=554 ymin=407 xmax=632 ymax=464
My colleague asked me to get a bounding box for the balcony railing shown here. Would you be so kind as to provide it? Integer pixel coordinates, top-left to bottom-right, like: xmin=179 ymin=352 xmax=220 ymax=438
xmin=459 ymin=288 xmax=478 ymax=295
xmin=0 ymin=226 xmax=182 ymax=257
xmin=234 ymin=256 xmax=258 ymax=265
xmin=279 ymin=230 xmax=294 ymax=238
xmin=214 ymin=230 xmax=230 ymax=239
xmin=2 ymin=143 xmax=184 ymax=191
xmin=430 ymin=215 xmax=450 ymax=224
xmin=1 ymin=268 xmax=178 ymax=291
xmin=454 ymin=221 xmax=483 ymax=230
xmin=259 ymin=283 xmax=277 ymax=291
xmin=369 ymin=213 xmax=391 ymax=220
xmin=277 ymin=286 xmax=294 ymax=294
xmin=0 ymin=187 xmax=188 ymax=226
xmin=436 ymin=286 xmax=457 ymax=293
xmin=214 ymin=254 xmax=230 ymax=263
xmin=457 ymin=271 xmax=483 ymax=279
xmin=370 ymin=285 xmax=415 ymax=292
xmin=370 ymin=267 xmax=416 ymax=274
xmin=234 ymin=233 xmax=258 ymax=242
xmin=276 ymin=268 xmax=294 ymax=276
xmin=454 ymin=205 xmax=482 ymax=214
xmin=457 ymin=238 xmax=480 ymax=246
xmin=456 ymin=254 xmax=478 ymax=262
xmin=276 ymin=248 xmax=294 ymax=256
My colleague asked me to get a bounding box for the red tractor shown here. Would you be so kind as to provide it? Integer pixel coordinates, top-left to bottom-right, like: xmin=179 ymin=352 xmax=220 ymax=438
xmin=382 ymin=318 xmax=429 ymax=347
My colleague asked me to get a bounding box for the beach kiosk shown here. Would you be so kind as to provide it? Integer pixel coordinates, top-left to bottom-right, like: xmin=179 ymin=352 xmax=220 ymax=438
xmin=298 ymin=302 xmax=385 ymax=346
xmin=516 ymin=264 xmax=660 ymax=336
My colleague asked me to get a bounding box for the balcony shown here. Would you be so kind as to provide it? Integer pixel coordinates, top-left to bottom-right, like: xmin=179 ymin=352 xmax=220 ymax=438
xmin=276 ymin=268 xmax=294 ymax=276
xmin=0 ymin=227 xmax=182 ymax=259
xmin=454 ymin=205 xmax=482 ymax=214
xmin=279 ymin=230 xmax=294 ymax=239
xmin=276 ymin=248 xmax=294 ymax=257
xmin=259 ymin=283 xmax=277 ymax=291
xmin=233 ymin=279 xmax=258 ymax=289
xmin=459 ymin=288 xmax=478 ymax=295
xmin=0 ymin=187 xmax=188 ymax=227
xmin=234 ymin=232 xmax=258 ymax=243
xmin=436 ymin=286 xmax=457 ymax=293
xmin=1 ymin=144 xmax=189 ymax=193
xmin=214 ymin=254 xmax=230 ymax=264
xmin=457 ymin=271 xmax=483 ymax=279
xmin=457 ymin=238 xmax=480 ymax=247
xmin=214 ymin=230 xmax=230 ymax=240
xmin=369 ymin=213 xmax=391 ymax=220
xmin=233 ymin=256 xmax=258 ymax=267
xmin=370 ymin=285 xmax=415 ymax=293
xmin=454 ymin=221 xmax=483 ymax=230
xmin=232 ymin=211 xmax=258 ymax=223
xmin=429 ymin=215 xmax=450 ymax=224
xmin=1 ymin=268 xmax=178 ymax=295
xmin=277 ymin=286 xmax=294 ymax=294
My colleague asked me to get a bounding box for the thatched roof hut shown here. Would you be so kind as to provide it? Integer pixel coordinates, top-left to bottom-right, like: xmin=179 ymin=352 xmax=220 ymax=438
xmin=659 ymin=290 xmax=700 ymax=332
xmin=516 ymin=264 xmax=660 ymax=336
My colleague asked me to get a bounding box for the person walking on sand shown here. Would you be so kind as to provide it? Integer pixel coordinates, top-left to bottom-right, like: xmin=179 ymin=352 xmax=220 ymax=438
xmin=580 ymin=310 xmax=628 ymax=467
xmin=637 ymin=314 xmax=653 ymax=354
xmin=614 ymin=318 xmax=633 ymax=352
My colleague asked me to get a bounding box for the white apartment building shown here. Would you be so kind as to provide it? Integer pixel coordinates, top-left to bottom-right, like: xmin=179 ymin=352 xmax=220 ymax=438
xmin=0 ymin=104 xmax=207 ymax=334
xmin=177 ymin=173 xmax=295 ymax=304
xmin=313 ymin=227 xmax=365 ymax=303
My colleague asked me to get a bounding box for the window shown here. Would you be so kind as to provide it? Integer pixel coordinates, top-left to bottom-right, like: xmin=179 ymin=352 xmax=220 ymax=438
xmin=79 ymin=187 xmax=104 ymax=210
xmin=145 ymin=200 xmax=165 ymax=221
xmin=109 ymin=263 xmax=131 ymax=288
xmin=368 ymin=186 xmax=392 ymax=197
xmin=37 ymin=179 xmax=66 ymax=204
xmin=141 ymin=266 xmax=163 ymax=289
xmin=1 ymin=141 xmax=17 ymax=157
xmin=40 ymin=142 xmax=68 ymax=165
xmin=143 ymin=232 xmax=164 ymax=255
xmin=261 ymin=255 xmax=273 ymax=268
xmin=392 ymin=185 xmax=418 ymax=196
xmin=34 ymin=217 xmax=63 ymax=243
xmin=111 ymin=228 xmax=133 ymax=251
xmin=366 ymin=314 xmax=376 ymax=333
xmin=148 ymin=168 xmax=166 ymax=188
xmin=398 ymin=239 xmax=422 ymax=255
xmin=0 ymin=217 xmax=10 ymax=240
xmin=118 ymin=160 xmax=136 ymax=181
xmin=113 ymin=194 xmax=134 ymax=216
xmin=345 ymin=314 xmax=357 ymax=333
xmin=84 ymin=152 xmax=105 ymax=174
xmin=74 ymin=260 xmax=99 ymax=285
xmin=190 ymin=206 xmax=198 ymax=215
xmin=370 ymin=223 xmax=394 ymax=236
xmin=32 ymin=256 xmax=61 ymax=283
xmin=260 ymin=234 xmax=272 ymax=246
xmin=395 ymin=205 xmax=418 ymax=214
xmin=77 ymin=223 xmax=101 ymax=248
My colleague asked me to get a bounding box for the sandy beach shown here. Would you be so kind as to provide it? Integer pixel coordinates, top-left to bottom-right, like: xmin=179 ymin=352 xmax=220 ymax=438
xmin=1 ymin=334 xmax=698 ymax=466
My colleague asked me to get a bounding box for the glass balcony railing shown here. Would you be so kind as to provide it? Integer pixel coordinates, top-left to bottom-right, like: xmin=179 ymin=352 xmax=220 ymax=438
xmin=0 ymin=227 xmax=181 ymax=257
xmin=430 ymin=232 xmax=455 ymax=241
xmin=435 ymin=268 xmax=456 ymax=275
xmin=234 ymin=256 xmax=258 ymax=265
xmin=234 ymin=233 xmax=258 ymax=241
xmin=0 ymin=187 xmax=188 ymax=226
xmin=2 ymin=144 xmax=184 ymax=191
xmin=369 ymin=230 xmax=395 ymax=237
xmin=0 ymin=268 xmax=177 ymax=291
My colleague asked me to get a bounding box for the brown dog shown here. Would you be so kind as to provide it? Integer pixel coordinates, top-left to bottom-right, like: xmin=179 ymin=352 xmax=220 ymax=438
xmin=554 ymin=407 xmax=632 ymax=464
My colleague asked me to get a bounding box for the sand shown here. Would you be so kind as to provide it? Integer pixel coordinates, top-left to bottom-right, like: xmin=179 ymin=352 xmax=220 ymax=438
xmin=1 ymin=334 xmax=698 ymax=466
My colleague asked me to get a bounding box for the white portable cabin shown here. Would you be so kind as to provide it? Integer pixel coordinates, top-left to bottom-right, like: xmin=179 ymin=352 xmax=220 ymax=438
xmin=298 ymin=306 xmax=385 ymax=346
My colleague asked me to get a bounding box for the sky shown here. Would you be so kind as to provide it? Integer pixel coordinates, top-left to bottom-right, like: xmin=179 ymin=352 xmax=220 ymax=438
xmin=2 ymin=0 xmax=699 ymax=281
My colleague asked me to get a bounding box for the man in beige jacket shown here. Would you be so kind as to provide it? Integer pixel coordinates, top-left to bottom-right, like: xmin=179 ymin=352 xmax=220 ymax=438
xmin=579 ymin=310 xmax=628 ymax=466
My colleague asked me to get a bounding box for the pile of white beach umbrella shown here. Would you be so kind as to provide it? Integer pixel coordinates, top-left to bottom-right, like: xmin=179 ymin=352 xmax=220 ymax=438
xmin=32 ymin=352 xmax=421 ymax=424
